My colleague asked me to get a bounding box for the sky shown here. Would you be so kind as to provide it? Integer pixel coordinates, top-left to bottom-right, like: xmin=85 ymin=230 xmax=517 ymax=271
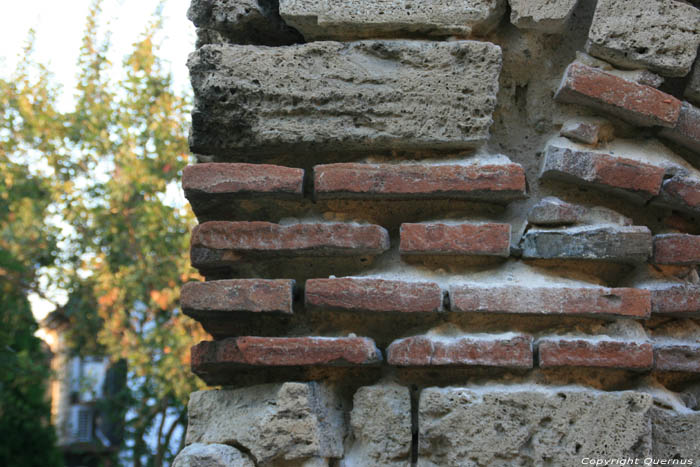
xmin=0 ymin=0 xmax=195 ymax=322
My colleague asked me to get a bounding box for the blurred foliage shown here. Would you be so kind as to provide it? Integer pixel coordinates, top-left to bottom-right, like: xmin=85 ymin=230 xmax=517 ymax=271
xmin=0 ymin=1 xmax=206 ymax=465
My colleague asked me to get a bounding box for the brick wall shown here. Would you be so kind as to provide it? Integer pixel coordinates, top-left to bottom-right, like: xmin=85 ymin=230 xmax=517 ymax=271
xmin=174 ymin=0 xmax=700 ymax=466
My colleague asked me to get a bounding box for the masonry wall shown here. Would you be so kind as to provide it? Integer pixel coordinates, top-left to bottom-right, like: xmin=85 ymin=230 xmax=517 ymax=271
xmin=174 ymin=1 xmax=700 ymax=466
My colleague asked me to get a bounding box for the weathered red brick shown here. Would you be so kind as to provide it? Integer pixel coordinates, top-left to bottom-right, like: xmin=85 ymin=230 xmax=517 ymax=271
xmin=643 ymin=283 xmax=700 ymax=316
xmin=554 ymin=63 xmax=681 ymax=127
xmin=449 ymin=285 xmax=650 ymax=318
xmin=399 ymin=223 xmax=511 ymax=257
xmin=313 ymin=162 xmax=526 ymax=202
xmin=191 ymin=221 xmax=390 ymax=265
xmin=181 ymin=279 xmax=294 ymax=315
xmin=183 ymin=163 xmax=304 ymax=197
xmin=541 ymin=143 xmax=665 ymax=200
xmin=386 ymin=334 xmax=533 ymax=368
xmin=657 ymin=174 xmax=700 ymax=215
xmin=654 ymin=342 xmax=700 ymax=373
xmin=192 ymin=336 xmax=382 ymax=370
xmin=537 ymin=338 xmax=653 ymax=370
xmin=660 ymin=102 xmax=700 ymax=154
xmin=652 ymin=234 xmax=700 ymax=265
xmin=305 ymin=278 xmax=442 ymax=313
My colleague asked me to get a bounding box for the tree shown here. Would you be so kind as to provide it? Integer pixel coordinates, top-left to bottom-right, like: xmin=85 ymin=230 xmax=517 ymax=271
xmin=0 ymin=2 xmax=206 ymax=465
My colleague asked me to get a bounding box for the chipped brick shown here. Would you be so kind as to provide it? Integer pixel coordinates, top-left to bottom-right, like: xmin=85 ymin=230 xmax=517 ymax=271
xmin=399 ymin=223 xmax=511 ymax=257
xmin=652 ymin=234 xmax=700 ymax=265
xmin=181 ymin=279 xmax=294 ymax=315
xmin=538 ymin=338 xmax=653 ymax=370
xmin=654 ymin=342 xmax=700 ymax=373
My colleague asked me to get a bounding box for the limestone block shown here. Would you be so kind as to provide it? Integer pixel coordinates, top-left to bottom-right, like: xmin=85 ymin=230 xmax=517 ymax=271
xmin=418 ymin=387 xmax=652 ymax=466
xmin=185 ymin=383 xmax=345 ymax=466
xmin=188 ymin=40 xmax=502 ymax=158
xmin=341 ymin=384 xmax=412 ymax=467
xmin=586 ymin=0 xmax=700 ymax=77
xmin=652 ymin=407 xmax=700 ymax=461
xmin=509 ymin=0 xmax=579 ymax=34
xmin=173 ymin=443 xmax=255 ymax=467
xmin=279 ymin=0 xmax=505 ymax=40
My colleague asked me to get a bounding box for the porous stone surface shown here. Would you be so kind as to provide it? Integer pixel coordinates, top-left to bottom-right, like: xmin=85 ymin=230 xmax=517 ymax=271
xmin=173 ymin=443 xmax=255 ymax=467
xmin=508 ymin=0 xmax=579 ymax=34
xmin=341 ymin=384 xmax=412 ymax=467
xmin=185 ymin=383 xmax=345 ymax=466
xmin=418 ymin=387 xmax=653 ymax=466
xmin=188 ymin=40 xmax=502 ymax=158
xmin=586 ymin=0 xmax=700 ymax=77
xmin=279 ymin=0 xmax=506 ymax=40
xmin=187 ymin=0 xmax=303 ymax=47
xmin=651 ymin=407 xmax=700 ymax=460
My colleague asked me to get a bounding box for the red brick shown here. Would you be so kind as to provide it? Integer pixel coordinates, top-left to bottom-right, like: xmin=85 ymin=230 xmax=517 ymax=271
xmin=660 ymin=102 xmax=700 ymax=154
xmin=399 ymin=223 xmax=511 ymax=257
xmin=305 ymin=278 xmax=442 ymax=313
xmin=652 ymin=234 xmax=700 ymax=265
xmin=183 ymin=163 xmax=304 ymax=197
xmin=654 ymin=342 xmax=700 ymax=373
xmin=181 ymin=279 xmax=294 ymax=314
xmin=191 ymin=336 xmax=382 ymax=370
xmin=644 ymin=283 xmax=700 ymax=316
xmin=449 ymin=285 xmax=650 ymax=318
xmin=313 ymin=162 xmax=526 ymax=202
xmin=386 ymin=334 xmax=533 ymax=368
xmin=554 ymin=63 xmax=681 ymax=127
xmin=541 ymin=143 xmax=665 ymax=200
xmin=191 ymin=221 xmax=390 ymax=259
xmin=537 ymin=338 xmax=653 ymax=370
xmin=657 ymin=174 xmax=700 ymax=214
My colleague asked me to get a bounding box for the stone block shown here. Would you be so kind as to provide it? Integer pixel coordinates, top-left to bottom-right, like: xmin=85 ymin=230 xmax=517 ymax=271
xmin=652 ymin=233 xmax=700 ymax=265
xmin=173 ymin=443 xmax=255 ymax=467
xmin=305 ymin=278 xmax=443 ymax=313
xmin=279 ymin=0 xmax=506 ymax=40
xmin=652 ymin=407 xmax=700 ymax=461
xmin=586 ymin=0 xmax=700 ymax=77
xmin=537 ymin=337 xmax=653 ymax=370
xmin=188 ymin=41 xmax=502 ymax=158
xmin=418 ymin=387 xmax=652 ymax=466
xmin=554 ymin=63 xmax=681 ymax=127
xmin=399 ymin=223 xmax=511 ymax=257
xmin=185 ymin=383 xmax=345 ymax=465
xmin=509 ymin=0 xmax=579 ymax=34
xmin=387 ymin=333 xmax=533 ymax=368
xmin=313 ymin=160 xmax=526 ymax=202
xmin=181 ymin=279 xmax=294 ymax=315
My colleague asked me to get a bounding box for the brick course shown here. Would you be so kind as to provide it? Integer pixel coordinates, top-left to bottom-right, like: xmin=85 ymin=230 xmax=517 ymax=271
xmin=537 ymin=338 xmax=653 ymax=370
xmin=399 ymin=223 xmax=511 ymax=257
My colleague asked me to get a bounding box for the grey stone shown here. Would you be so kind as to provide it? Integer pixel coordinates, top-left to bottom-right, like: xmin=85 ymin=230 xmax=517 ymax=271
xmin=651 ymin=407 xmax=700 ymax=461
xmin=341 ymin=384 xmax=412 ymax=467
xmin=187 ymin=0 xmax=303 ymax=47
xmin=173 ymin=443 xmax=256 ymax=467
xmin=185 ymin=383 xmax=345 ymax=466
xmin=279 ymin=0 xmax=505 ymax=41
xmin=586 ymin=0 xmax=700 ymax=77
xmin=509 ymin=0 xmax=579 ymax=34
xmin=687 ymin=57 xmax=700 ymax=106
xmin=560 ymin=117 xmax=614 ymax=145
xmin=188 ymin=40 xmax=502 ymax=159
xmin=418 ymin=387 xmax=652 ymax=467
xmin=521 ymin=225 xmax=653 ymax=263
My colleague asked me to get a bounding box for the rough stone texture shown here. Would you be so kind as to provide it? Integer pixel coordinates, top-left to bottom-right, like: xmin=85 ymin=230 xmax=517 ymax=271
xmin=313 ymin=161 xmax=526 ymax=202
xmin=560 ymin=117 xmax=614 ymax=145
xmin=399 ymin=223 xmax=511 ymax=257
xmin=652 ymin=233 xmax=700 ymax=265
xmin=181 ymin=279 xmax=294 ymax=315
xmin=654 ymin=342 xmax=700 ymax=372
xmin=643 ymin=283 xmax=700 ymax=316
xmin=687 ymin=57 xmax=700 ymax=106
xmin=187 ymin=0 xmax=303 ymax=47
xmin=188 ymin=41 xmax=502 ymax=158
xmin=305 ymin=278 xmax=442 ymax=313
xmin=554 ymin=63 xmax=681 ymax=127
xmin=586 ymin=0 xmax=700 ymax=77
xmin=540 ymin=142 xmax=666 ymax=201
xmin=521 ymin=225 xmax=653 ymax=263
xmin=537 ymin=338 xmax=654 ymax=370
xmin=173 ymin=443 xmax=255 ymax=467
xmin=656 ymin=173 xmax=700 ymax=215
xmin=279 ymin=0 xmax=506 ymax=40
xmin=449 ymin=284 xmax=651 ymax=318
xmin=651 ymin=407 xmax=700 ymax=461
xmin=341 ymin=384 xmax=411 ymax=467
xmin=190 ymin=221 xmax=390 ymax=270
xmin=185 ymin=383 xmax=345 ymax=465
xmin=418 ymin=387 xmax=653 ymax=466
xmin=509 ymin=0 xmax=579 ymax=34
xmin=387 ymin=333 xmax=533 ymax=368
xmin=527 ymin=197 xmax=632 ymax=226
xmin=660 ymin=101 xmax=700 ymax=154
